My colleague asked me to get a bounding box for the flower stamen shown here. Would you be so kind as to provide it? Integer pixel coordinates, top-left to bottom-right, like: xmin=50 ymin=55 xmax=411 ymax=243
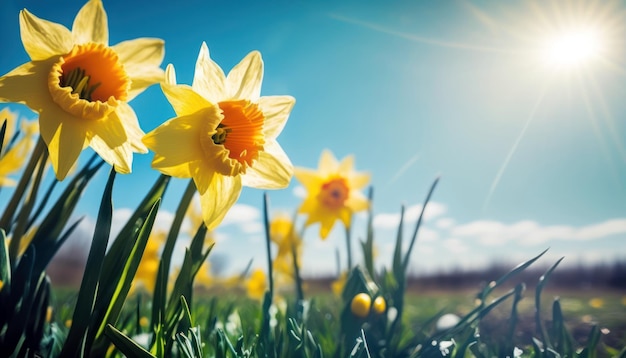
xmin=318 ymin=178 xmax=349 ymax=210
xmin=212 ymin=124 xmax=232 ymax=145
xmin=61 ymin=67 xmax=102 ymax=101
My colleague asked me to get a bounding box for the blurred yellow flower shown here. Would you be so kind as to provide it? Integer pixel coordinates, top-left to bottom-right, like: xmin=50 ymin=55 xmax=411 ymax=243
xmin=294 ymin=150 xmax=369 ymax=238
xmin=246 ymin=268 xmax=267 ymax=300
xmin=194 ymin=260 xmax=213 ymax=288
xmin=0 ymin=108 xmax=38 ymax=186
xmin=270 ymin=214 xmax=301 ymax=259
xmin=0 ymin=0 xmax=164 ymax=180
xmin=0 ymin=280 xmax=3 ymax=291
xmin=589 ymin=298 xmax=604 ymax=309
xmin=143 ymin=42 xmax=294 ymax=230
xmin=331 ymin=271 xmax=347 ymax=296
xmin=132 ymin=230 xmax=165 ymax=294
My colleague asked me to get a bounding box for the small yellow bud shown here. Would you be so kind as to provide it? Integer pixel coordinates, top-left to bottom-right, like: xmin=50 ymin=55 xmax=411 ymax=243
xmin=350 ymin=293 xmax=371 ymax=318
xmin=372 ymin=296 xmax=386 ymax=314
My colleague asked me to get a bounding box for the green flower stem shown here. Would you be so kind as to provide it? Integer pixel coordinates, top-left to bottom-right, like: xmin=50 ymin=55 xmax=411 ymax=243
xmin=263 ymin=192 xmax=274 ymax=297
xmin=160 ymin=179 xmax=196 ymax=286
xmin=345 ymin=219 xmax=353 ymax=270
xmin=4 ymin=136 xmax=46 ymax=264
xmin=10 ymin=145 xmax=48 ymax=256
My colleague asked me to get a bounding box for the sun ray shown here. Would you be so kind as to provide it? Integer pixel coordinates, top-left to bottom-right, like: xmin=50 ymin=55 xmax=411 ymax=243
xmin=383 ymin=152 xmax=420 ymax=190
xmin=577 ymin=71 xmax=626 ymax=185
xmin=328 ymin=13 xmax=516 ymax=54
xmin=482 ymin=77 xmax=554 ymax=212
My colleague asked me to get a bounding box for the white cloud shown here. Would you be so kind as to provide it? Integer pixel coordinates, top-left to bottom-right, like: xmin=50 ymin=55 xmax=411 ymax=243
xmin=220 ymin=204 xmax=261 ymax=227
xmin=450 ymin=218 xmax=626 ymax=247
xmin=292 ymin=185 xmax=307 ymax=199
xmin=435 ymin=217 xmax=455 ymax=230
xmin=373 ymin=201 xmax=447 ymax=229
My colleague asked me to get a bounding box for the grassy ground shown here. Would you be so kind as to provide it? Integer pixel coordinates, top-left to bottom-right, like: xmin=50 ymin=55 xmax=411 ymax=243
xmin=50 ymin=284 xmax=626 ymax=355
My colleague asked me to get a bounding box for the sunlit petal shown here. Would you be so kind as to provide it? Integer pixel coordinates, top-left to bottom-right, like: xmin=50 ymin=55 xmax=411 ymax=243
xmin=42 ymin=115 xmax=88 ymax=181
xmin=192 ymin=42 xmax=226 ymax=102
xmin=142 ymin=112 xmax=205 ymax=169
xmin=258 ymin=95 xmax=295 ymax=139
xmin=161 ymin=82 xmax=218 ymax=117
xmin=241 ymin=141 xmax=292 ymax=189
xmin=0 ymin=60 xmax=55 ymax=111
xmin=19 ymin=10 xmax=72 ymax=60
xmin=226 ymin=51 xmax=263 ymax=101
xmin=72 ymin=0 xmax=108 ymax=45
xmin=199 ymin=174 xmax=242 ymax=230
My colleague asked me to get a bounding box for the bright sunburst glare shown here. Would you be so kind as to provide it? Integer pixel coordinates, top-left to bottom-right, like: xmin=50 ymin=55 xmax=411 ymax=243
xmin=543 ymin=27 xmax=603 ymax=69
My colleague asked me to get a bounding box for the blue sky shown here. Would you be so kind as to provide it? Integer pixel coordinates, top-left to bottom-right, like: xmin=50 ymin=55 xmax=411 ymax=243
xmin=1 ymin=0 xmax=625 ymax=276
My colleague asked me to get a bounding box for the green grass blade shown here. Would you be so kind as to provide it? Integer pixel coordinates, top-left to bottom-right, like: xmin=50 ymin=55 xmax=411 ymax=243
xmin=89 ymin=200 xmax=161 ymax=355
xmin=402 ymin=176 xmax=439 ymax=272
xmin=0 ymin=230 xmax=10 ymax=292
xmin=104 ymin=324 xmax=156 ymax=358
xmin=535 ymin=256 xmax=564 ymax=350
xmin=60 ymin=169 xmax=116 ymax=357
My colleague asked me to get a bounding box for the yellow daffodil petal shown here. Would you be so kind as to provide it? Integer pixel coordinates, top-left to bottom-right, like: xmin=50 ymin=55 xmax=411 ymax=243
xmin=318 ymin=213 xmax=337 ymax=239
xmin=112 ymin=38 xmax=165 ymax=100
xmin=0 ymin=178 xmax=17 ymax=187
xmin=72 ymin=0 xmax=108 ymax=45
xmin=293 ymin=168 xmax=322 ymax=191
xmin=87 ymin=114 xmax=132 ymax=173
xmin=338 ymin=155 xmax=355 ymax=175
xmin=192 ymin=42 xmax=226 ymax=102
xmin=19 ymin=10 xmax=72 ymax=61
xmin=350 ymin=172 xmax=371 ymax=190
xmin=0 ymin=60 xmax=56 ymax=111
xmin=338 ymin=207 xmax=352 ymax=227
xmin=142 ymin=112 xmax=208 ymax=172
xmin=114 ymin=102 xmax=147 ymax=153
xmin=319 ymin=149 xmax=339 ymax=176
xmin=190 ymin=160 xmax=216 ymax=195
xmin=43 ymin=117 xmax=88 ymax=180
xmin=241 ymin=141 xmax=292 ymax=189
xmin=346 ymin=193 xmax=369 ymax=212
xmin=258 ymin=95 xmax=295 ymax=139
xmin=161 ymin=83 xmax=217 ymax=117
xmin=226 ymin=51 xmax=263 ymax=101
xmin=90 ymin=136 xmax=132 ymax=174
xmin=199 ymin=174 xmax=242 ymax=230
xmin=165 ymin=64 xmax=177 ymax=85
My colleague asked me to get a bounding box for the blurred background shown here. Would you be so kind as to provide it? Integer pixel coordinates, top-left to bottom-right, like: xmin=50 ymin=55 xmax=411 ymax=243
xmin=0 ymin=0 xmax=625 ymax=285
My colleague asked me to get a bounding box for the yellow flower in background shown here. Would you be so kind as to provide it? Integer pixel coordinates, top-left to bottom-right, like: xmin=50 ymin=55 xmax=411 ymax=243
xmin=132 ymin=230 xmax=165 ymax=294
xmin=0 ymin=0 xmax=165 ymax=180
xmin=331 ymin=271 xmax=347 ymax=296
xmin=589 ymin=298 xmax=604 ymax=309
xmin=294 ymin=150 xmax=370 ymax=238
xmin=0 ymin=108 xmax=38 ymax=186
xmin=143 ymin=42 xmax=295 ymax=230
xmin=270 ymin=214 xmax=301 ymax=259
xmin=246 ymin=268 xmax=267 ymax=300
xmin=194 ymin=260 xmax=213 ymax=288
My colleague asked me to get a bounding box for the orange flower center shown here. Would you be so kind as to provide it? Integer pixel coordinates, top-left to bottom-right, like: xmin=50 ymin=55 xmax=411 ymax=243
xmin=60 ymin=43 xmax=129 ymax=102
xmin=318 ymin=177 xmax=349 ymax=210
xmin=48 ymin=43 xmax=130 ymax=120
xmin=210 ymin=100 xmax=265 ymax=174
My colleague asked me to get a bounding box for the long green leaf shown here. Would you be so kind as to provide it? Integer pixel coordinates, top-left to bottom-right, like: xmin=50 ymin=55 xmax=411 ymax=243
xmin=89 ymin=199 xmax=162 ymax=356
xmin=104 ymin=324 xmax=156 ymax=358
xmin=402 ymin=176 xmax=440 ymax=271
xmin=60 ymin=169 xmax=116 ymax=357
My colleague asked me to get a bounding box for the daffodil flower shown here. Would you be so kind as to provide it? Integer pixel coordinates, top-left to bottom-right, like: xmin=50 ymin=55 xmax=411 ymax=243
xmin=270 ymin=214 xmax=301 ymax=259
xmin=294 ymin=150 xmax=370 ymax=239
xmin=0 ymin=0 xmax=165 ymax=180
xmin=143 ymin=42 xmax=295 ymax=230
xmin=0 ymin=108 xmax=38 ymax=186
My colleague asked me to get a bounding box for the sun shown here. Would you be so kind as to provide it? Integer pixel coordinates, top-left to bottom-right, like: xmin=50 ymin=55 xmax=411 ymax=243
xmin=542 ymin=27 xmax=603 ymax=69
